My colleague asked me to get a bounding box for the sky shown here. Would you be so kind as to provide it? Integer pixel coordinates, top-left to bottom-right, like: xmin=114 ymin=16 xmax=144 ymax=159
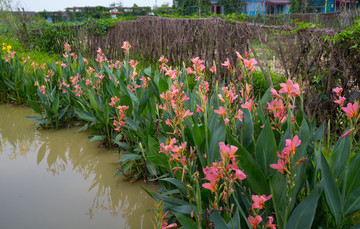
xmin=17 ymin=0 xmax=172 ymax=12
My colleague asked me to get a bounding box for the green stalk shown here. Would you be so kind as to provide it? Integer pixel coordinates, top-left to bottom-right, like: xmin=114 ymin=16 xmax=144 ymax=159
xmin=204 ymin=103 xmax=209 ymax=165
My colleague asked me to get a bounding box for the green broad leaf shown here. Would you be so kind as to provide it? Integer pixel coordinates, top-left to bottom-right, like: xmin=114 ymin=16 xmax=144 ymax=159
xmin=320 ymin=152 xmax=341 ymax=225
xmin=242 ymin=109 xmax=254 ymax=148
xmin=259 ymin=87 xmax=272 ymax=107
xmin=28 ymin=100 xmax=42 ymax=114
xmin=76 ymin=123 xmax=89 ymax=133
xmin=52 ymin=93 xmax=59 ymax=115
xmin=344 ymin=188 xmax=360 ymax=216
xmin=149 ymin=192 xmax=189 ymax=206
xmin=103 ymin=64 xmax=115 ymax=81
xmin=173 ymin=212 xmax=196 ymax=229
xmin=128 ymin=88 xmax=139 ymax=104
xmin=210 ymin=211 xmax=231 ymax=229
xmin=329 ymin=132 xmax=350 ymax=178
xmin=146 ymin=154 xmax=169 ymax=169
xmin=75 ymin=109 xmax=97 ymax=123
xmin=88 ymin=135 xmax=106 ymax=142
xmin=286 ymin=183 xmax=323 ymax=229
xmin=270 ymin=171 xmax=287 ymax=226
xmin=138 ymin=89 xmax=149 ymax=116
xmin=209 ymin=121 xmax=226 ymax=163
xmin=88 ymin=91 xmax=99 ymax=111
xmin=26 ymin=116 xmax=44 ymax=121
xmin=170 ymin=204 xmax=200 ymax=216
xmin=144 ymin=66 xmax=151 ymax=76
xmin=119 ymin=154 xmax=142 ymax=162
xmin=149 ymin=80 xmax=160 ymax=100
xmin=294 ymin=115 xmax=311 ymax=160
xmin=58 ymin=106 xmax=69 ymax=120
xmin=146 ymin=161 xmax=157 ymax=176
xmin=158 ymin=77 xmax=169 ymax=94
xmin=228 ymin=209 xmax=240 ymax=229
xmin=192 ymin=123 xmax=205 ymax=150
xmin=255 ymin=119 xmax=278 ymax=177
xmin=161 ymin=178 xmax=187 ymax=196
xmin=146 ymin=134 xmax=160 ymax=156
xmin=227 ymin=132 xmax=269 ymax=194
xmin=346 ymin=153 xmax=360 ymax=195
xmin=153 ymin=69 xmax=160 ymax=86
xmin=114 ymin=141 xmax=130 ymax=150
xmin=310 ymin=122 xmax=325 ymax=145
xmin=126 ymin=118 xmax=139 ymax=131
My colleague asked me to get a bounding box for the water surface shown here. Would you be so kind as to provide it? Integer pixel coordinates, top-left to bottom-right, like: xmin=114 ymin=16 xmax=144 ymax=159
xmin=0 ymin=105 xmax=156 ymax=229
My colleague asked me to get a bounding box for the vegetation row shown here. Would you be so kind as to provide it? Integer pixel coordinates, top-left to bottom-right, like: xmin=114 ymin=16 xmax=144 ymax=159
xmin=0 ymin=38 xmax=360 ymax=229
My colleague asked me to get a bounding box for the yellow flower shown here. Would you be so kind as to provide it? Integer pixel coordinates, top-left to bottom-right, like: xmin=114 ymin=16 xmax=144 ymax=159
xmin=6 ymin=45 xmax=11 ymax=52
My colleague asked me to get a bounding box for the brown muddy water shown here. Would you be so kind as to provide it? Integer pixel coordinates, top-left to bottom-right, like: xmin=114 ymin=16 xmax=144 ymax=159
xmin=0 ymin=105 xmax=156 ymax=229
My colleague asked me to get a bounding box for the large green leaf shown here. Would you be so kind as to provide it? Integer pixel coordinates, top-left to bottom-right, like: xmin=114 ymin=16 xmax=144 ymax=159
xmin=119 ymin=153 xmax=142 ymax=162
xmin=320 ymin=152 xmax=341 ymax=225
xmin=242 ymin=109 xmax=254 ymax=148
xmin=255 ymin=119 xmax=277 ymax=177
xmin=161 ymin=178 xmax=187 ymax=196
xmin=75 ymin=109 xmax=96 ymax=123
xmin=209 ymin=121 xmax=226 ymax=163
xmin=210 ymin=211 xmax=231 ymax=229
xmin=173 ymin=212 xmax=196 ymax=229
xmin=227 ymin=132 xmax=268 ymax=194
xmin=329 ymin=134 xmax=350 ymax=178
xmin=286 ymin=183 xmax=323 ymax=229
xmin=270 ymin=171 xmax=287 ymax=227
xmin=28 ymin=100 xmax=42 ymax=115
xmin=138 ymin=90 xmax=149 ymax=117
xmin=344 ymin=188 xmax=360 ymax=216
xmin=88 ymin=135 xmax=106 ymax=142
xmin=346 ymin=153 xmax=360 ymax=195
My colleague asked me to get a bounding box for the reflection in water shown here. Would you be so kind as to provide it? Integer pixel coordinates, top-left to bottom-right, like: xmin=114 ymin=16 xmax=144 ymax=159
xmin=0 ymin=105 xmax=156 ymax=229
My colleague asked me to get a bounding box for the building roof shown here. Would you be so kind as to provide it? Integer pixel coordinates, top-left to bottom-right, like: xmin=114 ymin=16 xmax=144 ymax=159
xmin=266 ymin=0 xmax=290 ymax=4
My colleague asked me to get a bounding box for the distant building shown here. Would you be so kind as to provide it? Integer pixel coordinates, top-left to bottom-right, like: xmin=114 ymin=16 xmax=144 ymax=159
xmin=210 ymin=0 xmax=289 ymax=15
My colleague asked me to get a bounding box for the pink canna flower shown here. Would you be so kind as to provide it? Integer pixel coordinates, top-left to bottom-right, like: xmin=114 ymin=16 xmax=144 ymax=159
xmin=279 ymin=79 xmax=301 ymax=97
xmin=235 ymin=109 xmax=244 ymax=122
xmin=285 ymin=135 xmax=301 ymax=155
xmin=121 ymin=41 xmax=131 ymax=54
xmin=209 ymin=65 xmax=215 ymax=73
xmin=342 ymin=102 xmax=359 ymax=120
xmin=266 ymin=216 xmax=277 ymax=229
xmin=202 ymin=180 xmax=217 ymax=193
xmin=270 ymin=159 xmax=287 ymax=174
xmin=241 ymin=99 xmax=255 ymax=111
xmin=159 ymin=56 xmax=168 ymax=63
xmin=334 ymin=96 xmax=346 ymax=107
xmin=333 ymin=87 xmax=343 ymax=96
xmin=243 ymin=58 xmax=257 ymax=72
xmin=214 ymin=106 xmax=227 ymax=118
xmin=270 ymin=88 xmax=283 ymax=99
xmin=219 ymin=142 xmax=238 ymax=162
xmin=196 ymin=104 xmax=204 ymax=113
xmin=234 ymin=168 xmax=247 ymax=180
xmin=251 ymin=194 xmax=272 ymax=209
xmin=162 ymin=222 xmax=177 ymax=229
xmin=248 ymin=215 xmax=262 ymax=228
xmin=221 ymin=58 xmax=231 ymax=69
xmin=341 ymin=128 xmax=354 ymax=138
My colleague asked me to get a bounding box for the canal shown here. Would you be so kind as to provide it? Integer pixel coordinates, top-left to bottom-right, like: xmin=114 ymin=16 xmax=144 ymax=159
xmin=0 ymin=105 xmax=156 ymax=229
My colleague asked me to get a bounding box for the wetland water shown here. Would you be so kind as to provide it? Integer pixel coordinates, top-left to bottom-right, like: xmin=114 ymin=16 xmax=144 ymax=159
xmin=0 ymin=105 xmax=155 ymax=229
